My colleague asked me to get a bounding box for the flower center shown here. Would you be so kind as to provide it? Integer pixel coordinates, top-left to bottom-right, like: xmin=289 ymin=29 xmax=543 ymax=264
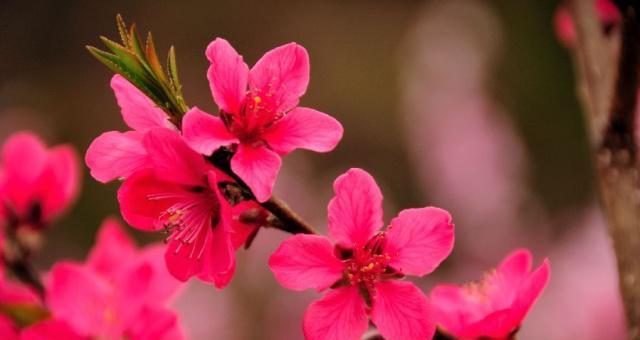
xmin=147 ymin=186 xmax=220 ymax=260
xmin=343 ymin=233 xmax=391 ymax=291
xmin=223 ymin=89 xmax=285 ymax=145
xmin=462 ymin=269 xmax=498 ymax=304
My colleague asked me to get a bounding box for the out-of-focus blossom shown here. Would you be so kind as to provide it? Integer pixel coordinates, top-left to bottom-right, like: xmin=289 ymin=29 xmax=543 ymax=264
xmin=523 ymin=209 xmax=626 ymax=340
xmin=401 ymin=1 xmax=536 ymax=262
xmin=431 ymin=249 xmax=550 ymax=340
xmin=554 ymin=0 xmax=621 ymax=47
xmin=182 ymin=38 xmax=343 ymax=202
xmin=269 ymin=168 xmax=454 ymax=340
xmin=0 ymin=131 xmax=80 ymax=229
xmin=44 ymin=218 xmax=184 ymax=339
xmin=85 ymin=75 xmax=176 ymax=183
xmin=117 ymin=128 xmax=251 ymax=287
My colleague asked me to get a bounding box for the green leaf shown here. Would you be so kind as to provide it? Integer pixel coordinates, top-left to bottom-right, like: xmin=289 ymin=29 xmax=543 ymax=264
xmin=167 ymin=45 xmax=181 ymax=89
xmin=146 ymin=33 xmax=169 ymax=85
xmin=86 ymin=46 xmax=166 ymax=105
xmin=99 ymin=36 xmax=149 ymax=81
xmin=128 ymin=24 xmax=147 ymax=64
xmin=116 ymin=14 xmax=129 ymax=47
xmin=87 ymin=14 xmax=190 ymax=124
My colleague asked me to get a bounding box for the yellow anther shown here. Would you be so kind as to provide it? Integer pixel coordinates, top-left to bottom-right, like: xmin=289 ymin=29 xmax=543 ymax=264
xmin=104 ymin=307 xmax=115 ymax=323
xmin=168 ymin=210 xmax=183 ymax=224
xmin=253 ymin=96 xmax=262 ymax=104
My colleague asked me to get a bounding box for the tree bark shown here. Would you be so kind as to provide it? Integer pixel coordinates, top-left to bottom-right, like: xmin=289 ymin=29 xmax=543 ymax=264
xmin=569 ymin=1 xmax=640 ymax=338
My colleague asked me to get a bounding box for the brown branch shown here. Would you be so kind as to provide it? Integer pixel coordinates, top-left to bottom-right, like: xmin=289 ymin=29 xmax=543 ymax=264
xmin=3 ymin=227 xmax=45 ymax=299
xmin=570 ymin=1 xmax=640 ymax=338
xmin=209 ymin=148 xmax=318 ymax=235
xmin=261 ymin=196 xmax=318 ymax=235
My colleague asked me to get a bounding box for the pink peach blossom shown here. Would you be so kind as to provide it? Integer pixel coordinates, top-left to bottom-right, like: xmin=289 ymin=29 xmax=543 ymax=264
xmin=269 ymin=168 xmax=454 ymax=340
xmin=430 ymin=249 xmax=550 ymax=340
xmin=182 ymin=38 xmax=343 ymax=202
xmin=117 ymin=128 xmax=247 ymax=287
xmin=0 ymin=131 xmax=80 ymax=229
xmin=44 ymin=218 xmax=184 ymax=339
xmin=85 ymin=75 xmax=176 ymax=183
xmin=554 ymin=0 xmax=620 ymax=47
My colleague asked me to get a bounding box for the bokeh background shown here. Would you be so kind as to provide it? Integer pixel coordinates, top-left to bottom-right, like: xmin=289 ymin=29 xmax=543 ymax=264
xmin=0 ymin=0 xmax=625 ymax=339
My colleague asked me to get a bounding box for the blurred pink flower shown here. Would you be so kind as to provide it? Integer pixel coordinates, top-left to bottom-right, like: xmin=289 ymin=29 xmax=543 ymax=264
xmin=430 ymin=249 xmax=550 ymax=340
xmin=85 ymin=75 xmax=176 ymax=183
xmin=0 ymin=131 xmax=80 ymax=229
xmin=402 ymin=1 xmax=538 ymax=263
xmin=182 ymin=38 xmax=343 ymax=202
xmin=269 ymin=168 xmax=454 ymax=340
xmin=554 ymin=0 xmax=620 ymax=48
xmin=523 ymin=209 xmax=626 ymax=340
xmin=44 ymin=218 xmax=184 ymax=339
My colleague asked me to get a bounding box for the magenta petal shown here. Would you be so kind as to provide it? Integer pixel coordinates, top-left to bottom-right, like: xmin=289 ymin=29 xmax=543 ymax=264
xmin=36 ymin=144 xmax=81 ymax=221
xmin=457 ymin=309 xmax=514 ymax=339
xmin=262 ymin=107 xmax=343 ymax=155
xmin=164 ymin=229 xmax=209 ymax=282
xmin=196 ymin=173 xmax=236 ymax=288
xmin=182 ymin=107 xmax=238 ymax=155
xmin=0 ymin=315 xmax=18 ymax=340
xmin=249 ymin=42 xmax=310 ymax=113
xmin=371 ymin=281 xmax=435 ymax=340
xmin=384 ymin=207 xmax=454 ymax=277
xmin=22 ymin=319 xmax=86 ymax=340
xmin=142 ymin=128 xmax=207 ymax=187
xmin=111 ymin=75 xmax=171 ymax=131
xmin=497 ymin=249 xmax=533 ymax=282
xmin=130 ymin=244 xmax=182 ymax=303
xmin=269 ymin=234 xmax=344 ymax=291
xmin=303 ymin=287 xmax=368 ymax=340
xmin=327 ymin=168 xmax=383 ymax=247
xmin=484 ymin=249 xmax=535 ymax=307
xmin=126 ymin=305 xmax=185 ymax=340
xmin=0 ymin=280 xmax=40 ymax=305
xmin=46 ymin=262 xmax=111 ymax=336
xmin=115 ymin=262 xmax=154 ymax=325
xmin=429 ymin=285 xmax=473 ymax=336
xmin=511 ymin=258 xmax=550 ymax=322
xmin=87 ymin=218 xmax=137 ymax=277
xmin=197 ymin=222 xmax=235 ymax=288
xmin=231 ymin=144 xmax=281 ymax=202
xmin=118 ymin=169 xmax=181 ymax=231
xmin=206 ymin=38 xmax=249 ymax=114
xmin=85 ymin=131 xmax=149 ymax=183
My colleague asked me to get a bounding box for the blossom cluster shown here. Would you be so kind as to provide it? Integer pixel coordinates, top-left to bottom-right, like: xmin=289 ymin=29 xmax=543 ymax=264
xmin=0 ymin=25 xmax=552 ymax=340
